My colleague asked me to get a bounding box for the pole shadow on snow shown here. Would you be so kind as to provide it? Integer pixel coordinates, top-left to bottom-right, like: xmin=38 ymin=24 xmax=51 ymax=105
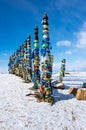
xmin=52 ymin=88 xmax=74 ymax=104
xmin=51 ymin=80 xmax=74 ymax=104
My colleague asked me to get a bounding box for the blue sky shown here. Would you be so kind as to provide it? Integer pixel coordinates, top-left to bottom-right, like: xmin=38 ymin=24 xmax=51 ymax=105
xmin=0 ymin=0 xmax=86 ymax=73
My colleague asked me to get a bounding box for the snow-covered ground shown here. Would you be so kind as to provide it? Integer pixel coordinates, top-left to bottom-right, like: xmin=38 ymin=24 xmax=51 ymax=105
xmin=52 ymin=72 xmax=86 ymax=88
xmin=0 ymin=72 xmax=86 ymax=130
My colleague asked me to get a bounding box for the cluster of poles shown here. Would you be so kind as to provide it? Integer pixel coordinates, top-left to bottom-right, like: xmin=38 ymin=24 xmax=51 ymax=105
xmin=8 ymin=36 xmax=32 ymax=83
xmin=8 ymin=13 xmax=66 ymax=104
xmin=8 ymin=13 xmax=54 ymax=104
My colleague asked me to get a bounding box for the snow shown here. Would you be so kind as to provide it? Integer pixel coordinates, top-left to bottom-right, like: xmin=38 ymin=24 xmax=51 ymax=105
xmin=52 ymin=72 xmax=86 ymax=88
xmin=0 ymin=72 xmax=86 ymax=130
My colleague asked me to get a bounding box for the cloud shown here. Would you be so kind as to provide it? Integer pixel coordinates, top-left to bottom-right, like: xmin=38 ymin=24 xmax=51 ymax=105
xmin=67 ymin=60 xmax=86 ymax=72
xmin=76 ymin=22 xmax=86 ymax=49
xmin=56 ymin=40 xmax=71 ymax=47
xmin=53 ymin=62 xmax=60 ymax=70
xmin=53 ymin=60 xmax=86 ymax=72
xmin=3 ymin=53 xmax=8 ymax=56
xmin=0 ymin=59 xmax=9 ymax=73
xmin=0 ymin=67 xmax=8 ymax=73
xmin=52 ymin=62 xmax=61 ymax=73
xmin=65 ymin=51 xmax=72 ymax=55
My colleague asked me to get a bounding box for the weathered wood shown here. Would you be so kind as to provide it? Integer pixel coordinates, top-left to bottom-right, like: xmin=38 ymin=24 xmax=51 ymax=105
xmin=69 ymin=87 xmax=86 ymax=100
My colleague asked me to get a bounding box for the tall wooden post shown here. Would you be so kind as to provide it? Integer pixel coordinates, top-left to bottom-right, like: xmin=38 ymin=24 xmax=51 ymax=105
xmin=32 ymin=26 xmax=40 ymax=89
